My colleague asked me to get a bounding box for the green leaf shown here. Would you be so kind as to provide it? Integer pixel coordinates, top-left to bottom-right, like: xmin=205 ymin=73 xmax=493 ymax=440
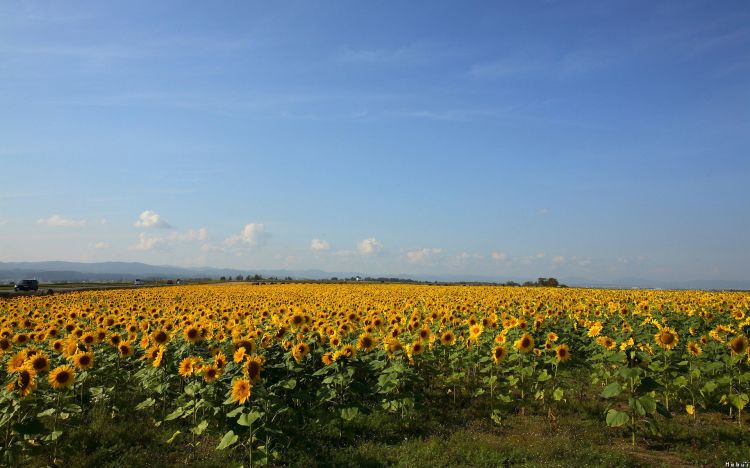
xmin=600 ymin=382 xmax=622 ymax=399
xmin=184 ymin=382 xmax=200 ymax=397
xmin=281 ymin=378 xmax=297 ymax=390
xmin=341 ymin=407 xmax=359 ymax=421
xmin=135 ymin=398 xmax=156 ymax=411
xmin=605 ymin=409 xmax=629 ymax=427
xmin=216 ymin=430 xmax=239 ymax=450
xmin=165 ymin=407 xmax=185 ymax=421
xmin=638 ymin=395 xmax=657 ymax=415
xmin=553 ymin=388 xmax=565 ymax=401
xmin=701 ymin=380 xmax=718 ymax=395
xmin=191 ymin=420 xmax=208 ymax=436
xmin=312 ymin=366 xmax=331 ymax=376
xmin=167 ymin=430 xmax=181 ymax=443
xmin=225 ymin=406 xmax=244 ymax=418
xmin=619 ymin=367 xmax=640 ymax=379
xmin=729 ymin=393 xmax=749 ymax=411
xmin=37 ymin=408 xmax=56 ymax=418
xmin=537 ymin=370 xmax=551 ymax=382
xmin=238 ymin=411 xmax=263 ymax=427
xmin=672 ymin=376 xmax=688 ymax=388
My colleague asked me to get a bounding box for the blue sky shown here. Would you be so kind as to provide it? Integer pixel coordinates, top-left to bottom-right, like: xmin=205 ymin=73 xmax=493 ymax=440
xmin=1 ymin=1 xmax=748 ymax=281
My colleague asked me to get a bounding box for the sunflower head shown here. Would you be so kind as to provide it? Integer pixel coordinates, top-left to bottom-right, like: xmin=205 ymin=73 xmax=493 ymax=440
xmin=654 ymin=328 xmax=679 ymax=350
xmin=8 ymin=365 xmax=37 ymax=397
xmin=514 ymin=333 xmax=534 ymax=353
xmin=231 ymin=378 xmax=252 ymax=405
xmin=30 ymin=353 xmax=50 ymax=373
xmin=74 ymin=352 xmax=94 ymax=370
xmin=687 ymin=341 xmax=702 ymax=357
xmin=203 ymin=364 xmax=221 ymax=383
xmin=49 ymin=365 xmax=76 ymax=390
xmin=440 ymin=331 xmax=456 ymax=346
xmin=730 ymin=335 xmax=749 ymax=355
xmin=492 ymin=345 xmax=507 ymax=364
xmin=555 ymin=344 xmax=571 ymax=363
xmin=357 ymin=333 xmax=375 ymax=352
xmin=179 ymin=356 xmax=199 ymax=377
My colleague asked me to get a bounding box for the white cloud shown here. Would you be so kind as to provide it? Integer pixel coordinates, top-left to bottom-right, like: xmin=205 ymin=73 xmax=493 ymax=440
xmin=99 ymin=218 xmax=108 ymax=225
xmin=130 ymin=227 xmax=207 ymax=251
xmin=552 ymin=255 xmax=565 ymax=266
xmin=491 ymin=251 xmax=508 ymax=262
xmin=179 ymin=227 xmax=207 ymax=242
xmin=92 ymin=242 xmax=109 ymax=250
xmin=37 ymin=215 xmax=86 ymax=227
xmin=357 ymin=238 xmax=383 ymax=255
xmin=131 ymin=233 xmax=163 ymax=251
xmin=134 ymin=210 xmax=171 ymax=229
xmin=310 ymin=238 xmax=330 ymax=251
xmin=405 ymin=248 xmax=444 ymax=263
xmin=225 ymin=223 xmax=268 ymax=247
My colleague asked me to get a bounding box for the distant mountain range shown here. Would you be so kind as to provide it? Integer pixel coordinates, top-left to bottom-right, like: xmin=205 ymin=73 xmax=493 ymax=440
xmin=0 ymin=261 xmax=747 ymax=290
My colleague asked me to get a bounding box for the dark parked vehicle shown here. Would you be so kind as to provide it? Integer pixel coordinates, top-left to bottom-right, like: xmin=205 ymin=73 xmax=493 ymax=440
xmin=14 ymin=279 xmax=39 ymax=291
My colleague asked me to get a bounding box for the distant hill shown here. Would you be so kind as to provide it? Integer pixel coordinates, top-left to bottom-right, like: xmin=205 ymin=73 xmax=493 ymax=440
xmin=0 ymin=261 xmax=747 ymax=290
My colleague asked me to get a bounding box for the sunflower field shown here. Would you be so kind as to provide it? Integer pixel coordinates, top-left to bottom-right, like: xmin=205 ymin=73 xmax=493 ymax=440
xmin=1 ymin=283 xmax=749 ymax=466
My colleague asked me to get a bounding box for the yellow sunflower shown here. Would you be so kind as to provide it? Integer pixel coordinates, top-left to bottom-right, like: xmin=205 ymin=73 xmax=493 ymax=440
xmin=686 ymin=341 xmax=702 ymax=357
xmin=491 ymin=345 xmax=508 ymax=364
xmin=555 ymin=344 xmax=571 ymax=363
xmin=654 ymin=327 xmax=679 ymax=351
xmin=357 ymin=333 xmax=376 ymax=352
xmin=6 ymin=366 xmax=37 ymax=397
xmin=203 ymin=364 xmax=221 ymax=383
xmin=73 ymin=351 xmax=94 ymax=370
xmin=514 ymin=333 xmax=534 ymax=353
xmin=440 ymin=330 xmax=456 ymax=346
xmin=730 ymin=335 xmax=749 ymax=355
xmin=231 ymin=378 xmax=252 ymax=405
xmin=49 ymin=365 xmax=76 ymax=390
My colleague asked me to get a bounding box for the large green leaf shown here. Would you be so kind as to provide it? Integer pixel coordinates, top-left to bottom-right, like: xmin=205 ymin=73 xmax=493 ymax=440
xmin=638 ymin=395 xmax=657 ymax=415
xmin=191 ymin=420 xmax=208 ymax=436
xmin=605 ymin=409 xmax=629 ymax=427
xmin=600 ymin=382 xmax=622 ymax=398
xmin=135 ymin=398 xmax=156 ymax=411
xmin=238 ymin=411 xmax=263 ymax=427
xmin=341 ymin=407 xmax=359 ymax=421
xmin=216 ymin=430 xmax=239 ymax=450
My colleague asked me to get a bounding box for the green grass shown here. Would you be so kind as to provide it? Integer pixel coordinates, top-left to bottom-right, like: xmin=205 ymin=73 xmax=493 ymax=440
xmin=20 ymin=388 xmax=750 ymax=467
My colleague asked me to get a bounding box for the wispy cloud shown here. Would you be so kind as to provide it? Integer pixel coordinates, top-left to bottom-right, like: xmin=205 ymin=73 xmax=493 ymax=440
xmin=130 ymin=227 xmax=207 ymax=251
xmin=404 ymin=247 xmax=444 ymax=263
xmin=37 ymin=215 xmax=86 ymax=227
